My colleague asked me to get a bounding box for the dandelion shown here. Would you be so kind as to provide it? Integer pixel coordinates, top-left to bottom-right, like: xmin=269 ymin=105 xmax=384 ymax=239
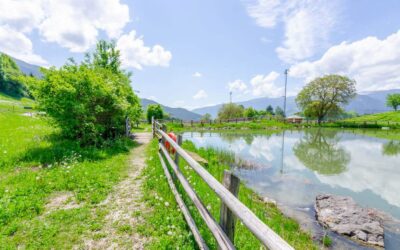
xmin=165 ymin=202 xmax=170 ymax=207
xmin=206 ymin=204 xmax=211 ymax=210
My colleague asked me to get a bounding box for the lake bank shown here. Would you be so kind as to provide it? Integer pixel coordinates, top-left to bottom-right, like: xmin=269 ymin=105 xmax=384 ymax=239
xmin=182 ymin=128 xmax=400 ymax=249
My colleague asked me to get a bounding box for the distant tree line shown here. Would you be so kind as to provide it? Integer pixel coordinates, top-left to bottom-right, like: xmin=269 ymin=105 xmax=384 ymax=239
xmin=214 ymin=103 xmax=285 ymax=121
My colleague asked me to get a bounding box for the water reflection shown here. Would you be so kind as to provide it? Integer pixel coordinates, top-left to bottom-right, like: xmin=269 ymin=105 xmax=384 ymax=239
xmin=293 ymin=129 xmax=350 ymax=175
xmin=382 ymin=140 xmax=400 ymax=156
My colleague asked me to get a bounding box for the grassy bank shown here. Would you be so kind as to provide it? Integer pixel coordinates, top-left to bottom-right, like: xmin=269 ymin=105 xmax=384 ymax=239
xmin=166 ymin=118 xmax=293 ymax=132
xmin=141 ymin=139 xmax=318 ymax=249
xmin=0 ymin=97 xmax=136 ymax=248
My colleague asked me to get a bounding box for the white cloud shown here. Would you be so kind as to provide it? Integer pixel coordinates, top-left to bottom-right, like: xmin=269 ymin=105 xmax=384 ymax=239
xmin=38 ymin=0 xmax=129 ymax=52
xmin=228 ymin=79 xmax=248 ymax=92
xmin=193 ymin=89 xmax=208 ymax=100
xmin=193 ymin=72 xmax=202 ymax=77
xmin=117 ymin=30 xmax=172 ymax=70
xmin=0 ymin=25 xmax=47 ymax=65
xmin=0 ymin=0 xmax=44 ymax=33
xmin=246 ymin=0 xmax=338 ymax=63
xmin=290 ymin=30 xmax=400 ymax=91
xmin=250 ymin=71 xmax=283 ymax=97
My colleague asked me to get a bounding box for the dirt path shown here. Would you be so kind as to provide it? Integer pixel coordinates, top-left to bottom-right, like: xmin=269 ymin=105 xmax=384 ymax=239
xmin=83 ymin=133 xmax=152 ymax=249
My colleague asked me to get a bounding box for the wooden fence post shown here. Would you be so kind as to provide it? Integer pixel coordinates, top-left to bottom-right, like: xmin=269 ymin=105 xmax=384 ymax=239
xmin=161 ymin=124 xmax=167 ymax=144
xmin=174 ymin=134 xmax=182 ymax=166
xmin=219 ymin=170 xmax=240 ymax=245
xmin=151 ymin=116 xmax=155 ymax=138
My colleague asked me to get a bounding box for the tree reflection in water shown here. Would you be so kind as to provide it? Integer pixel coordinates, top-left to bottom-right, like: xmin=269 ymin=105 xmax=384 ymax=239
xmin=293 ymin=129 xmax=350 ymax=175
xmin=382 ymin=140 xmax=400 ymax=156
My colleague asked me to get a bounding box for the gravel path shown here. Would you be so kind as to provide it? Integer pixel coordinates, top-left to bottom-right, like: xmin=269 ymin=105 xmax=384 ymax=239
xmin=82 ymin=133 xmax=152 ymax=249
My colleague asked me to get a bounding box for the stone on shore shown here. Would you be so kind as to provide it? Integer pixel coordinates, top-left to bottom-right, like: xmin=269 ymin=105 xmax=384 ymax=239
xmin=315 ymin=194 xmax=384 ymax=247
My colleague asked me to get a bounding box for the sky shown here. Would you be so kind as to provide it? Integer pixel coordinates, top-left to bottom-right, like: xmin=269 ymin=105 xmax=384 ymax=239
xmin=1 ymin=0 xmax=400 ymax=110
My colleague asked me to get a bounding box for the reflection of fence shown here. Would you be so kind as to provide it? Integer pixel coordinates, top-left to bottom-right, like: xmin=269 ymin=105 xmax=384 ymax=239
xmin=152 ymin=118 xmax=293 ymax=250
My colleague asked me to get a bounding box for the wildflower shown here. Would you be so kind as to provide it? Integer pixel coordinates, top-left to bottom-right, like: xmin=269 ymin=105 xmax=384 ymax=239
xmin=206 ymin=204 xmax=211 ymax=210
xmin=167 ymin=231 xmax=173 ymax=235
xmin=165 ymin=202 xmax=170 ymax=207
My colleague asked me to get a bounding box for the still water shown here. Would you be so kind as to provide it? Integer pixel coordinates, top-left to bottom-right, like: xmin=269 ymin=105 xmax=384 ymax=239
xmin=183 ymin=129 xmax=400 ymax=249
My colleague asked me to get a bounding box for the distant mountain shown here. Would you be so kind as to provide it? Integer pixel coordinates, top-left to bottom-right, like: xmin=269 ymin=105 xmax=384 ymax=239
xmin=141 ymin=98 xmax=202 ymax=121
xmin=10 ymin=55 xmax=43 ymax=78
xmin=192 ymin=89 xmax=400 ymax=118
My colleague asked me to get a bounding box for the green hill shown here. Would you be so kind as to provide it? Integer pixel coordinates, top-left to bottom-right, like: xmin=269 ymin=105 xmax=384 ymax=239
xmin=345 ymin=111 xmax=400 ymax=122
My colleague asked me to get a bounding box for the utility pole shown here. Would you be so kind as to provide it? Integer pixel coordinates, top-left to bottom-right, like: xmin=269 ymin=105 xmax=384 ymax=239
xmin=283 ymin=69 xmax=289 ymax=117
xmin=229 ymin=91 xmax=232 ymax=104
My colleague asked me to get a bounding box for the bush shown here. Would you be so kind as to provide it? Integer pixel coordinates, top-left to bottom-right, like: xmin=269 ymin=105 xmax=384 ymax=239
xmin=25 ymin=40 xmax=141 ymax=145
xmin=146 ymin=104 xmax=164 ymax=123
xmin=217 ymin=103 xmax=244 ymax=120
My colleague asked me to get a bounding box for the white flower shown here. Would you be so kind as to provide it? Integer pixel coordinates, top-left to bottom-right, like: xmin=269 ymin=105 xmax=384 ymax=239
xmin=164 ymin=202 xmax=170 ymax=207
xmin=167 ymin=231 xmax=173 ymax=235
xmin=206 ymin=204 xmax=211 ymax=210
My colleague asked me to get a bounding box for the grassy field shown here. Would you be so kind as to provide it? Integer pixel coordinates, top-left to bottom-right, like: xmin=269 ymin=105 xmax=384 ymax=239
xmin=344 ymin=111 xmax=400 ymax=123
xmin=0 ymin=94 xmax=136 ymax=248
xmin=140 ymin=139 xmax=319 ymax=249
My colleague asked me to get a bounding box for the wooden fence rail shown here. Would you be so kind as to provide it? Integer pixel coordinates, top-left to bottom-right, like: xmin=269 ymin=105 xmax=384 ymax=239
xmin=153 ymin=119 xmax=294 ymax=250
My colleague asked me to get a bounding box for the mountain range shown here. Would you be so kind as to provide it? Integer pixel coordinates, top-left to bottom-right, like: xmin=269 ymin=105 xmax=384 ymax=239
xmin=9 ymin=55 xmax=400 ymax=120
xmin=141 ymin=98 xmax=201 ymax=121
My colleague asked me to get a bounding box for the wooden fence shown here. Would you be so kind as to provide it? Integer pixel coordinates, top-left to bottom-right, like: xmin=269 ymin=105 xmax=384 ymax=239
xmin=152 ymin=118 xmax=293 ymax=250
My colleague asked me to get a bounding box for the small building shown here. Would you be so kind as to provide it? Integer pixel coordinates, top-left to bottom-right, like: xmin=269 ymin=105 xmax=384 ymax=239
xmin=285 ymin=115 xmax=303 ymax=124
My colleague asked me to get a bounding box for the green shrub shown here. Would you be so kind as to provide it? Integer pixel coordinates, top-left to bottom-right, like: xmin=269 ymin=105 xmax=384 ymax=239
xmin=24 ymin=41 xmax=141 ymax=145
xmin=146 ymin=104 xmax=164 ymax=123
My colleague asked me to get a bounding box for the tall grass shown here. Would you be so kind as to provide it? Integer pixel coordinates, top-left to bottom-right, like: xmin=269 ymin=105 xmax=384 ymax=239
xmin=0 ymin=98 xmax=136 ymax=248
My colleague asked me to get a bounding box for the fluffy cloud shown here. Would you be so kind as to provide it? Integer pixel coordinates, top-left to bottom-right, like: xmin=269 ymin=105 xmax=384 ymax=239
xmin=193 ymin=72 xmax=202 ymax=77
xmin=228 ymin=79 xmax=248 ymax=92
xmin=0 ymin=25 xmax=47 ymax=65
xmin=38 ymin=0 xmax=129 ymax=52
xmin=117 ymin=31 xmax=172 ymax=70
xmin=0 ymin=0 xmax=44 ymax=33
xmin=290 ymin=30 xmax=400 ymax=91
xmin=193 ymin=89 xmax=208 ymax=100
xmin=246 ymin=0 xmax=337 ymax=63
xmin=250 ymin=71 xmax=283 ymax=97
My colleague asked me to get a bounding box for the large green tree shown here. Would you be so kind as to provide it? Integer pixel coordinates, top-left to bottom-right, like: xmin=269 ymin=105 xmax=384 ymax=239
xmin=146 ymin=104 xmax=164 ymax=123
xmin=244 ymin=107 xmax=257 ymax=118
xmin=217 ymin=103 xmax=244 ymax=120
xmin=0 ymin=53 xmax=25 ymax=96
xmin=296 ymin=75 xmax=356 ymax=123
xmin=24 ymin=40 xmax=142 ymax=145
xmin=386 ymin=93 xmax=400 ymax=111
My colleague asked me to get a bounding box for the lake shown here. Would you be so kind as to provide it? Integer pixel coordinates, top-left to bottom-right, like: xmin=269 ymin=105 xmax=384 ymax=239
xmin=183 ymin=129 xmax=400 ymax=249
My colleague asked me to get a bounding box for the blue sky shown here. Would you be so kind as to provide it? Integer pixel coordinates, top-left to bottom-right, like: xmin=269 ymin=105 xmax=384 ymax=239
xmin=1 ymin=0 xmax=400 ymax=109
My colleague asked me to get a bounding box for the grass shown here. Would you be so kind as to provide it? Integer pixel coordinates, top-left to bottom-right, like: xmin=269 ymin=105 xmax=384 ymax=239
xmin=141 ymin=139 xmax=318 ymax=249
xmin=167 ymin=118 xmax=293 ymax=132
xmin=345 ymin=111 xmax=400 ymax=123
xmin=0 ymin=94 xmax=137 ymax=248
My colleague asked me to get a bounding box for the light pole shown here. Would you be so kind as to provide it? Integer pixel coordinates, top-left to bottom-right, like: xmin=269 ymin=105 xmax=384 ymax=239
xmin=283 ymin=69 xmax=289 ymax=117
xmin=229 ymin=91 xmax=232 ymax=104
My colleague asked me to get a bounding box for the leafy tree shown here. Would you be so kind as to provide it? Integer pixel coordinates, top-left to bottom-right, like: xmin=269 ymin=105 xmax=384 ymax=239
xmin=244 ymin=107 xmax=257 ymax=118
xmin=24 ymin=40 xmax=141 ymax=145
xmin=146 ymin=104 xmax=164 ymax=123
xmin=275 ymin=106 xmax=284 ymax=117
xmin=266 ymin=105 xmax=274 ymax=115
xmin=386 ymin=93 xmax=400 ymax=111
xmin=0 ymin=53 xmax=25 ymax=96
xmin=296 ymin=75 xmax=356 ymax=123
xmin=217 ymin=103 xmax=244 ymax=120
xmin=293 ymin=129 xmax=350 ymax=175
xmin=201 ymin=113 xmax=212 ymax=122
